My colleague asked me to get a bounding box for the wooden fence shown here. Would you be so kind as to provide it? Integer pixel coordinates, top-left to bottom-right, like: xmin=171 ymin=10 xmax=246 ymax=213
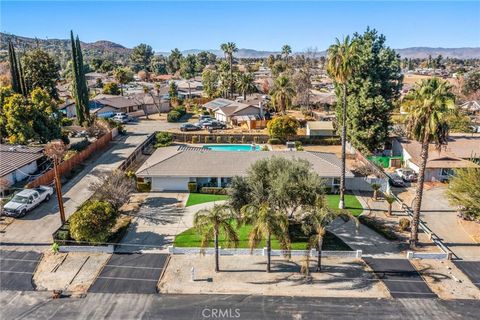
xmin=26 ymin=132 xmax=113 ymax=188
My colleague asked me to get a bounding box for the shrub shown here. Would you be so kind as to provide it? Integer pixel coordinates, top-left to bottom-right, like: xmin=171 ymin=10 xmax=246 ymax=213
xmin=155 ymin=132 xmax=173 ymax=148
xmin=253 ymin=136 xmax=259 ymax=144
xmin=167 ymin=110 xmax=181 ymax=122
xmin=188 ymin=182 xmax=197 ymax=193
xmin=57 ymin=230 xmax=70 ymax=241
xmin=200 ymin=187 xmax=228 ymax=195
xmin=359 ymin=215 xmax=398 ymax=240
xmin=241 ymin=136 xmax=246 ymax=144
xmin=192 ymin=135 xmax=199 ymax=144
xmin=204 ymin=136 xmax=210 ymax=143
xmin=137 ymin=181 xmax=151 ymax=192
xmin=261 ymin=145 xmax=269 ymax=151
xmin=268 ymin=138 xmax=281 ymax=145
xmin=267 ymin=116 xmax=299 ymax=142
xmin=103 ymin=82 xmax=120 ymax=95
xmin=61 ymin=117 xmax=74 ymax=126
xmin=89 ymin=170 xmax=136 ymax=210
xmin=228 ymin=136 xmax=235 ymax=143
xmin=216 ymin=136 xmax=222 ymax=143
xmin=398 ymin=218 xmax=411 ymax=232
xmin=69 ymin=200 xmax=118 ymax=243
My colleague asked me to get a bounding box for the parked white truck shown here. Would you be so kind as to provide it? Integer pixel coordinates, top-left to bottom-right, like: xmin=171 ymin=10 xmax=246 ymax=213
xmin=2 ymin=186 xmax=54 ymax=217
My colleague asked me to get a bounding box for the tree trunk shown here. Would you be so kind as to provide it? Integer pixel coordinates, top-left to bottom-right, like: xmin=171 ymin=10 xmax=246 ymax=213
xmin=243 ymin=91 xmax=247 ymax=101
xmin=339 ymin=84 xmax=347 ymax=209
xmin=188 ymin=80 xmax=191 ymax=99
xmin=54 ymin=158 xmax=66 ymax=224
xmin=214 ymin=229 xmax=219 ymax=272
xmin=266 ymin=233 xmax=271 ymax=273
xmin=410 ymin=136 xmax=429 ymax=248
xmin=388 ymin=203 xmax=392 ymax=216
xmin=229 ymin=55 xmax=233 ymax=98
xmin=316 ymin=237 xmax=323 ymax=272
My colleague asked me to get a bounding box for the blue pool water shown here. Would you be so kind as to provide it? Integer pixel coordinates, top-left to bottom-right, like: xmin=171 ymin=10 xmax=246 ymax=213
xmin=203 ymin=144 xmax=260 ymax=151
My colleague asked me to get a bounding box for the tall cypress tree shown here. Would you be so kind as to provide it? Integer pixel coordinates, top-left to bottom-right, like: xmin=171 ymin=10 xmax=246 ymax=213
xmin=8 ymin=41 xmax=21 ymax=93
xmin=70 ymin=31 xmax=89 ymax=125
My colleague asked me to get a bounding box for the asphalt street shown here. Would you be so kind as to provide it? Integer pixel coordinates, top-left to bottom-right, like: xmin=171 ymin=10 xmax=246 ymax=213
xmin=453 ymin=261 xmax=480 ymax=289
xmin=89 ymin=253 xmax=168 ymax=294
xmin=364 ymin=257 xmax=437 ymax=298
xmin=1 ymin=291 xmax=479 ymax=320
xmin=0 ymin=250 xmax=41 ymax=291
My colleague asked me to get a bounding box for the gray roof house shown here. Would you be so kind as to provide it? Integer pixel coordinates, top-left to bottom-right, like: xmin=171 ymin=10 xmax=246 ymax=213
xmin=0 ymin=145 xmax=44 ymax=186
xmin=204 ymin=98 xmax=263 ymax=123
xmin=136 ymin=146 xmax=354 ymax=191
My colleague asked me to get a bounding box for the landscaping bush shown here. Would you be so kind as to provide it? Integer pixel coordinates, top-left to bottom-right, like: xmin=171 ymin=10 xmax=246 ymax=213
xmin=200 ymin=187 xmax=228 ymax=195
xmin=216 ymin=136 xmax=222 ymax=143
xmin=155 ymin=132 xmax=173 ymax=148
xmin=167 ymin=110 xmax=182 ymax=122
xmin=268 ymin=138 xmax=281 ymax=145
xmin=57 ymin=230 xmax=70 ymax=241
xmin=108 ymin=216 xmax=132 ymax=243
xmin=359 ymin=215 xmax=398 ymax=240
xmin=261 ymin=145 xmax=269 ymax=151
xmin=61 ymin=117 xmax=74 ymax=126
xmin=228 ymin=136 xmax=235 ymax=143
xmin=398 ymin=218 xmax=411 ymax=232
xmin=137 ymin=181 xmax=151 ymax=192
xmin=253 ymin=136 xmax=259 ymax=144
xmin=70 ymin=139 xmax=91 ymax=152
xmin=89 ymin=170 xmax=136 ymax=210
xmin=69 ymin=200 xmax=118 ymax=243
xmin=204 ymin=136 xmax=210 ymax=143
xmin=241 ymin=136 xmax=246 ymax=144
xmin=188 ymin=182 xmax=198 ymax=193
xmin=192 ymin=135 xmax=199 ymax=144
xmin=267 ymin=115 xmax=299 ymax=142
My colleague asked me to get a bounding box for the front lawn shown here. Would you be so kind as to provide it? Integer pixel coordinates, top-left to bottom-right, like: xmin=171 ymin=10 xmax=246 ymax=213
xmin=186 ymin=193 xmax=229 ymax=207
xmin=174 ymin=222 xmax=351 ymax=251
xmin=326 ymin=194 xmax=363 ymax=217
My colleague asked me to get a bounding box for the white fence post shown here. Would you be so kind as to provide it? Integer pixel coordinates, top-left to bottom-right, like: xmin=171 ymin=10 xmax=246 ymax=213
xmin=406 ymin=251 xmax=414 ymax=259
xmin=355 ymin=250 xmax=362 ymax=258
xmin=262 ymin=247 xmax=267 ymax=256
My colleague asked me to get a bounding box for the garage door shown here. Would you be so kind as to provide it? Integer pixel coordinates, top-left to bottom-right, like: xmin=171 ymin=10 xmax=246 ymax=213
xmin=152 ymin=177 xmax=189 ymax=191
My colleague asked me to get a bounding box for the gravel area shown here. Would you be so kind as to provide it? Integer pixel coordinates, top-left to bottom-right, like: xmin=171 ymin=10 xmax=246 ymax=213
xmin=159 ymin=255 xmax=390 ymax=298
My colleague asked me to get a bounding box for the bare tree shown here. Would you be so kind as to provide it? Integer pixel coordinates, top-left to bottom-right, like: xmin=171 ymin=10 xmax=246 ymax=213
xmin=44 ymin=140 xmax=67 ymax=224
xmin=89 ymin=170 xmax=135 ymax=211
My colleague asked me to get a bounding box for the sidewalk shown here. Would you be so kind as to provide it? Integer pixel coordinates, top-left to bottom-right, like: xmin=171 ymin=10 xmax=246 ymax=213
xmin=0 ymin=132 xmax=150 ymax=251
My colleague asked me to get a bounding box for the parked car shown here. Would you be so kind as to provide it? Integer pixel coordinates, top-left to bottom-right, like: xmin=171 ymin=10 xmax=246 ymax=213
xmin=112 ymin=113 xmax=130 ymax=124
xmin=199 ymin=115 xmax=213 ymax=121
xmin=180 ymin=123 xmax=200 ymax=132
xmin=395 ymin=168 xmax=417 ymax=182
xmin=388 ymin=173 xmax=405 ymax=187
xmin=203 ymin=121 xmax=227 ymax=130
xmin=3 ymin=186 xmax=54 ymax=218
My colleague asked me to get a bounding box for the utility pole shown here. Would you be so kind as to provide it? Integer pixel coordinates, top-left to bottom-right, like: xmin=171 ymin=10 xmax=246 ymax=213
xmin=45 ymin=141 xmax=67 ymax=224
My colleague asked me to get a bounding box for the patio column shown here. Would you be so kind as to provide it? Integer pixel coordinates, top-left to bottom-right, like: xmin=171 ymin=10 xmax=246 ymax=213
xmin=217 ymin=177 xmax=221 ymax=187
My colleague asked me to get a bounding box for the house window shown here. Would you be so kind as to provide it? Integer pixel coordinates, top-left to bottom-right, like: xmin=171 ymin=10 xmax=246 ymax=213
xmin=333 ymin=178 xmax=340 ymax=186
xmin=440 ymin=168 xmax=454 ymax=177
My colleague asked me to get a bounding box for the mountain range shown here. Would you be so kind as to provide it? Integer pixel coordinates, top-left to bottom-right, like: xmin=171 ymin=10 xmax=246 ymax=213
xmin=1 ymin=33 xmax=480 ymax=59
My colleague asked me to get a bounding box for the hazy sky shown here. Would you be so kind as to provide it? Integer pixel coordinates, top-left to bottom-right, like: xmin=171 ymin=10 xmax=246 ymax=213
xmin=2 ymin=1 xmax=479 ymax=51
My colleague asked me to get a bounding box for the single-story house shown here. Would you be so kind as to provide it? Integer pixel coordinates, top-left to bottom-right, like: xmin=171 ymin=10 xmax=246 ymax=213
xmin=136 ymin=146 xmax=354 ymax=192
xmin=204 ymin=98 xmax=264 ymax=124
xmin=58 ymin=99 xmax=77 ymax=118
xmin=0 ymin=145 xmax=44 ymax=186
xmin=392 ymin=135 xmax=480 ymax=182
xmin=90 ymin=94 xmax=149 ymax=117
xmin=306 ymin=121 xmax=336 ymax=137
xmin=460 ymin=100 xmax=480 ymax=115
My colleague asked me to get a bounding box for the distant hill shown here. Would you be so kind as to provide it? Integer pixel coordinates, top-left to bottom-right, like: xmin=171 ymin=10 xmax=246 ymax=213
xmin=2 ymin=33 xmax=479 ymax=61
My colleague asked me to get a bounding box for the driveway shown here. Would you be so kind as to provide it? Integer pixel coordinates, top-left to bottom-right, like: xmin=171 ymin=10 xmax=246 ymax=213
xmin=0 ymin=250 xmax=42 ymax=291
xmin=0 ymin=129 xmax=151 ymax=251
xmin=420 ymin=186 xmax=480 ymax=260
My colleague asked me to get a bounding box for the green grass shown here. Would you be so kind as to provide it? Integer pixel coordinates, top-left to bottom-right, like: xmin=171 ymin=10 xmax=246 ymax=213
xmin=325 ymin=194 xmax=363 ymax=217
xmin=185 ymin=193 xmax=229 ymax=207
xmin=174 ymin=222 xmax=351 ymax=251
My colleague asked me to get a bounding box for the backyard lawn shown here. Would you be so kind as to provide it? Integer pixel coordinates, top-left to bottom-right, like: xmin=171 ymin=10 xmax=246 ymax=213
xmin=185 ymin=193 xmax=229 ymax=207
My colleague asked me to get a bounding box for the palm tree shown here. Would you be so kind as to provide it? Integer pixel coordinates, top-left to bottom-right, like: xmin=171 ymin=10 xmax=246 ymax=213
xmin=220 ymin=42 xmax=238 ymax=98
xmin=194 ymin=204 xmax=239 ymax=272
xmin=302 ymin=196 xmax=357 ymax=271
xmin=270 ymin=75 xmax=295 ymax=114
xmin=236 ymin=72 xmax=256 ymax=101
xmin=371 ymin=183 xmax=381 ymax=201
xmin=241 ymin=202 xmax=289 ymax=272
xmin=385 ymin=194 xmax=395 ymax=216
xmin=327 ymin=36 xmax=358 ymax=210
xmin=404 ymin=78 xmax=455 ymax=248
xmin=281 ymin=44 xmax=292 ymax=63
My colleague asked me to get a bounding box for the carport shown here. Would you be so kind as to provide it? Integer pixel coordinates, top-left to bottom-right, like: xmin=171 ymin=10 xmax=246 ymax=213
xmin=453 ymin=261 xmax=480 ymax=289
xmin=89 ymin=253 xmax=168 ymax=294
xmin=0 ymin=250 xmax=41 ymax=291
xmin=364 ymin=258 xmax=437 ymax=298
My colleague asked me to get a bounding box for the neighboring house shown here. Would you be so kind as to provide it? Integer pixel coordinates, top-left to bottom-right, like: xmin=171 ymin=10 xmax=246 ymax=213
xmin=0 ymin=145 xmax=44 ymax=186
xmin=306 ymin=121 xmax=336 ymax=137
xmin=460 ymin=100 xmax=480 ymax=115
xmin=90 ymin=94 xmax=153 ymax=117
xmin=392 ymin=135 xmax=480 ymax=182
xmin=136 ymin=146 xmax=354 ymax=192
xmin=175 ymin=80 xmax=204 ymax=98
xmin=58 ymin=99 xmax=77 ymax=118
xmin=204 ymin=98 xmax=263 ymax=124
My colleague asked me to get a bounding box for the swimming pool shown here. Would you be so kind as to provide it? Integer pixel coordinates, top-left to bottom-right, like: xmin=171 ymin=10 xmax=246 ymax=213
xmin=203 ymin=144 xmax=261 ymax=151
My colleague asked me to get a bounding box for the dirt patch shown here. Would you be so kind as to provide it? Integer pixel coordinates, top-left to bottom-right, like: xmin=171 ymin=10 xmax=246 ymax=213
xmin=159 ymin=255 xmax=389 ymax=298
xmin=33 ymin=251 xmax=110 ymax=293
xmin=411 ymin=259 xmax=480 ymax=300
xmin=458 ymin=219 xmax=480 ymax=243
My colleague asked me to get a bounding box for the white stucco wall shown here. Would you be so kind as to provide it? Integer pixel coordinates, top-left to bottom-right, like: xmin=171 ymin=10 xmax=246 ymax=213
xmin=151 ymin=177 xmax=190 ymax=191
xmin=2 ymin=161 xmax=38 ymax=185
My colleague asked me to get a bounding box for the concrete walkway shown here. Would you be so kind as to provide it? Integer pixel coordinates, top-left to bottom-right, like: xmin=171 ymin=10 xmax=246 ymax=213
xmin=0 ymin=132 xmax=150 ymax=251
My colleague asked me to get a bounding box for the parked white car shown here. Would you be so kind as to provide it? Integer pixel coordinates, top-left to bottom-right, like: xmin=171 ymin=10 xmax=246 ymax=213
xmin=112 ymin=113 xmax=130 ymax=124
xmin=2 ymin=186 xmax=54 ymax=217
xmin=395 ymin=168 xmax=417 ymax=182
